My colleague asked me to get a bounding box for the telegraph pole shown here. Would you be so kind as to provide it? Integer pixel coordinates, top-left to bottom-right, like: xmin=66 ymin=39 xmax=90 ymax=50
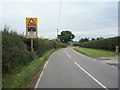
xmin=57 ymin=29 xmax=58 ymax=39
xmin=57 ymin=0 xmax=61 ymax=40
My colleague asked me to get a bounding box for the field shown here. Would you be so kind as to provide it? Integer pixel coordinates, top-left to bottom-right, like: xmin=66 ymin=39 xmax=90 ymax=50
xmin=74 ymin=47 xmax=117 ymax=57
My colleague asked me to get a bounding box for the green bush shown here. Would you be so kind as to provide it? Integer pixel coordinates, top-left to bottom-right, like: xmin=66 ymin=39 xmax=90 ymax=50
xmin=2 ymin=26 xmax=67 ymax=74
xmin=79 ymin=37 xmax=120 ymax=51
xmin=32 ymin=39 xmax=66 ymax=57
xmin=2 ymin=28 xmax=34 ymax=74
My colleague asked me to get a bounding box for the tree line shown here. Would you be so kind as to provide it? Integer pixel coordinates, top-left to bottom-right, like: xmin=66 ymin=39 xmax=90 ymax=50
xmin=77 ymin=37 xmax=120 ymax=51
xmin=78 ymin=37 xmax=104 ymax=43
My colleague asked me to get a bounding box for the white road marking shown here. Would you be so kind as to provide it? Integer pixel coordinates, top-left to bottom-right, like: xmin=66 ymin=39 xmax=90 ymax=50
xmin=112 ymin=65 xmax=117 ymax=68
xmin=65 ymin=50 xmax=71 ymax=59
xmin=34 ymin=70 xmax=44 ymax=89
xmin=74 ymin=61 xmax=108 ymax=90
xmin=34 ymin=51 xmax=55 ymax=89
xmin=43 ymin=61 xmax=48 ymax=69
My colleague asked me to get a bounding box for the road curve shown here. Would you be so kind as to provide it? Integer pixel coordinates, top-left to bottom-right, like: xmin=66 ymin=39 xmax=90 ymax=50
xmin=35 ymin=47 xmax=118 ymax=89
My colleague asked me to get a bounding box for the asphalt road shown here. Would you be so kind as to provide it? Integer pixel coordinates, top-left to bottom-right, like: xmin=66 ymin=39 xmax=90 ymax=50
xmin=35 ymin=47 xmax=118 ymax=89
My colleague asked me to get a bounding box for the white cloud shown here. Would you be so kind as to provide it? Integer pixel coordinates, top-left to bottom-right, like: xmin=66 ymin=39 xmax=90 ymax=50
xmin=73 ymin=27 xmax=118 ymax=40
xmin=1 ymin=2 xmax=118 ymax=41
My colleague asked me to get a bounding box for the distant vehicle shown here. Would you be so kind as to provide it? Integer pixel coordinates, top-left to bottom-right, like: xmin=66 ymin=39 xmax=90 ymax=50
xmin=73 ymin=44 xmax=79 ymax=47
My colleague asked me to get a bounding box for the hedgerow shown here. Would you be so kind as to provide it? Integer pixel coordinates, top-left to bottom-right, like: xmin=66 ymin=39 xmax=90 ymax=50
xmin=79 ymin=37 xmax=120 ymax=51
xmin=2 ymin=27 xmax=67 ymax=74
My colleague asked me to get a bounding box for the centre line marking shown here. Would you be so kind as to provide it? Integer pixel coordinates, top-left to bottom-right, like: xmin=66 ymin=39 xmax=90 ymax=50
xmin=65 ymin=50 xmax=71 ymax=59
xmin=74 ymin=61 xmax=108 ymax=90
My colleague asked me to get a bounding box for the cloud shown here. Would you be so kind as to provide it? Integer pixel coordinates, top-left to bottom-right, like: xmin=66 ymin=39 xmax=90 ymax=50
xmin=73 ymin=27 xmax=118 ymax=40
xmin=1 ymin=2 xmax=118 ymax=41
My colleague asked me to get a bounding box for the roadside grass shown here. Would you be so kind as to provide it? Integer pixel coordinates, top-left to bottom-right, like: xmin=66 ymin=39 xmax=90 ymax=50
xmin=74 ymin=47 xmax=117 ymax=57
xmin=2 ymin=49 xmax=55 ymax=88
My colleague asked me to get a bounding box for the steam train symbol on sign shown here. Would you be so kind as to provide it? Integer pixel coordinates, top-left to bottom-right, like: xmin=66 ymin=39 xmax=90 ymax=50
xmin=28 ymin=26 xmax=36 ymax=31
xmin=27 ymin=18 xmax=36 ymax=32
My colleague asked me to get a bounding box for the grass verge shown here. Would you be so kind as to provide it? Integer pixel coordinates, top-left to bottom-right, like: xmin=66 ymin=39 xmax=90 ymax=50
xmin=3 ymin=49 xmax=55 ymax=88
xmin=74 ymin=47 xmax=117 ymax=57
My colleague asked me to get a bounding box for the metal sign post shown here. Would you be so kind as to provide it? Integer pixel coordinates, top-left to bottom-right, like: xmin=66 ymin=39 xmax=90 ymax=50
xmin=31 ymin=39 xmax=33 ymax=52
xmin=26 ymin=18 xmax=38 ymax=52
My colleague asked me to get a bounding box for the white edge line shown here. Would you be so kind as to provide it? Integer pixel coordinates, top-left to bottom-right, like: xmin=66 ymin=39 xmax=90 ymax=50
xmin=34 ymin=51 xmax=55 ymax=89
xmin=65 ymin=50 xmax=71 ymax=59
xmin=74 ymin=61 xmax=108 ymax=89
xmin=43 ymin=60 xmax=48 ymax=69
xmin=34 ymin=70 xmax=44 ymax=89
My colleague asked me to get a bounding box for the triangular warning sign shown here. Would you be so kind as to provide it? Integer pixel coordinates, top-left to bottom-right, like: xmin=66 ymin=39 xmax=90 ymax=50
xmin=28 ymin=18 xmax=36 ymax=26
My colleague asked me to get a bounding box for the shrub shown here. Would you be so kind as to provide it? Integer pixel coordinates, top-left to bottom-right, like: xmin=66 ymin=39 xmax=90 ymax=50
xmin=79 ymin=37 xmax=120 ymax=51
xmin=2 ymin=26 xmax=67 ymax=74
xmin=2 ymin=28 xmax=34 ymax=74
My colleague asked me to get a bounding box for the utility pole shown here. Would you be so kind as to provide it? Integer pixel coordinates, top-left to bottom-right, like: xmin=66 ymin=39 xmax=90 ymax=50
xmin=79 ymin=36 xmax=80 ymax=42
xmin=57 ymin=0 xmax=61 ymax=40
xmin=57 ymin=29 xmax=58 ymax=39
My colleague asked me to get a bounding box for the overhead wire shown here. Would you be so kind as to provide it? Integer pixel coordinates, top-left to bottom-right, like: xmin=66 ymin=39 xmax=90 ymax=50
xmin=57 ymin=0 xmax=61 ymax=39
xmin=58 ymin=0 xmax=61 ymax=30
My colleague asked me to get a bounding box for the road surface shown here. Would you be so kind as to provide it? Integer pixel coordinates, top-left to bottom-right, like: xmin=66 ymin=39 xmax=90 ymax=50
xmin=35 ymin=47 xmax=118 ymax=89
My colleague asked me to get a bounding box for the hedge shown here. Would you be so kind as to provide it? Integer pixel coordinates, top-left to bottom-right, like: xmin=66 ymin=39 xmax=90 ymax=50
xmin=2 ymin=27 xmax=67 ymax=74
xmin=79 ymin=37 xmax=120 ymax=51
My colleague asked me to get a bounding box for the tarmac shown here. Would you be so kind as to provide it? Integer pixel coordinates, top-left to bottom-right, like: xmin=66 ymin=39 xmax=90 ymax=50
xmin=92 ymin=55 xmax=119 ymax=67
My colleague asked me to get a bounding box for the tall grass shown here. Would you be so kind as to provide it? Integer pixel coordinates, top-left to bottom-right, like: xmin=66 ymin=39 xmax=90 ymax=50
xmin=2 ymin=49 xmax=55 ymax=88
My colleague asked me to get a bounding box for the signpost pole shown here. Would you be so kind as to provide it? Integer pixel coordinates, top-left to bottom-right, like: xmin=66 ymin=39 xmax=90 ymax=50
xmin=57 ymin=29 xmax=58 ymax=39
xmin=31 ymin=39 xmax=33 ymax=52
xmin=26 ymin=18 xmax=38 ymax=52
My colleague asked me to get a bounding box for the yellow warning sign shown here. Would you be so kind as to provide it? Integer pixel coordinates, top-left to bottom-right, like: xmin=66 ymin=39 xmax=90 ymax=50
xmin=26 ymin=18 xmax=38 ymax=39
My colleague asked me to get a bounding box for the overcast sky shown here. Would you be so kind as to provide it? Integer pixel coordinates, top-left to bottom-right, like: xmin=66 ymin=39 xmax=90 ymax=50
xmin=0 ymin=0 xmax=118 ymax=41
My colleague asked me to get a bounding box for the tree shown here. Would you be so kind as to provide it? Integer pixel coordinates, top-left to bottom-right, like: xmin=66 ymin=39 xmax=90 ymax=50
xmin=79 ymin=38 xmax=89 ymax=43
xmin=97 ymin=37 xmax=104 ymax=40
xmin=100 ymin=37 xmax=104 ymax=39
xmin=91 ymin=38 xmax=95 ymax=41
xmin=97 ymin=38 xmax=100 ymax=40
xmin=58 ymin=30 xmax=75 ymax=43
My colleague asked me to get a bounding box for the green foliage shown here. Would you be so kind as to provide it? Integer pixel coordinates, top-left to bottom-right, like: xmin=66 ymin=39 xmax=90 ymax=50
xmin=2 ymin=26 xmax=67 ymax=75
xmin=3 ymin=49 xmax=55 ymax=88
xmin=96 ymin=37 xmax=104 ymax=40
xmin=32 ymin=39 xmax=66 ymax=57
xmin=74 ymin=47 xmax=117 ymax=57
xmin=79 ymin=37 xmax=120 ymax=51
xmin=2 ymin=28 xmax=34 ymax=74
xmin=91 ymin=38 xmax=95 ymax=41
xmin=58 ymin=30 xmax=75 ymax=43
xmin=79 ymin=37 xmax=104 ymax=43
xmin=79 ymin=38 xmax=89 ymax=43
